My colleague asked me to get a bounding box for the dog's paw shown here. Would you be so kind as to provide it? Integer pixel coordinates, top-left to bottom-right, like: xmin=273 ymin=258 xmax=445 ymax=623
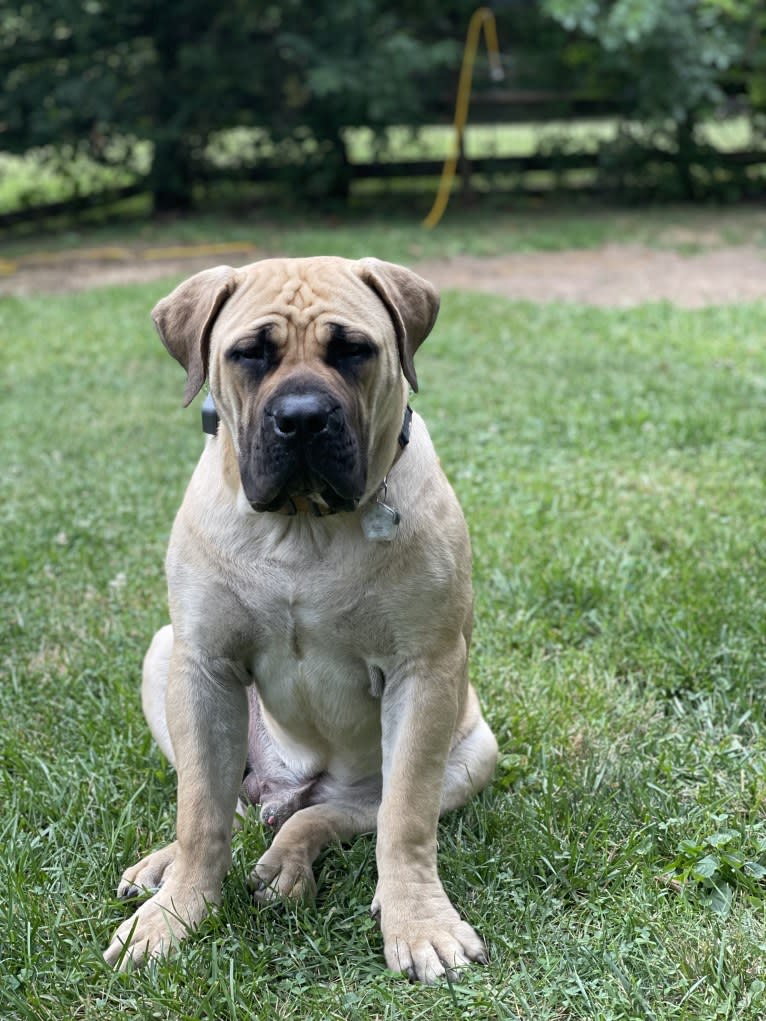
xmin=103 ymin=880 xmax=216 ymax=970
xmin=248 ymin=846 xmax=316 ymax=904
xmin=371 ymin=879 xmax=487 ymax=984
xmin=116 ymin=841 xmax=179 ymax=900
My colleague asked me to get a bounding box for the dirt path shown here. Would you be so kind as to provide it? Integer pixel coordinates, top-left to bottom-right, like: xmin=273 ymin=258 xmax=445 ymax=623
xmin=416 ymin=244 xmax=766 ymax=308
xmin=3 ymin=241 xmax=766 ymax=307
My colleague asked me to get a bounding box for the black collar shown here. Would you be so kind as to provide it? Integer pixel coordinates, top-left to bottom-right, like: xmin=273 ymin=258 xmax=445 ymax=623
xmin=398 ymin=402 xmax=413 ymax=449
xmin=201 ymin=392 xmax=220 ymax=436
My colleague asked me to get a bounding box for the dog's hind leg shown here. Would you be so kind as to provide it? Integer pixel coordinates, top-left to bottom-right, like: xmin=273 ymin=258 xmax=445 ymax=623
xmin=141 ymin=624 xmax=175 ymax=764
xmin=439 ymin=686 xmax=498 ymax=814
xmin=249 ymin=777 xmax=381 ymax=903
xmin=241 ymin=687 xmax=322 ymax=830
xmin=249 ymin=690 xmax=496 ymax=908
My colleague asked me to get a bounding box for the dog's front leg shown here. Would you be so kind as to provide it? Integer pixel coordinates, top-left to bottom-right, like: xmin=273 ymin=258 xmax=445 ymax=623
xmin=372 ymin=645 xmax=487 ymax=984
xmin=104 ymin=641 xmax=248 ymax=969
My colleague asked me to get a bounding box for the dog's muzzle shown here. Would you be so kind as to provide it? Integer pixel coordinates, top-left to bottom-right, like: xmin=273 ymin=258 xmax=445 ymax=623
xmin=239 ymin=386 xmax=366 ymax=514
xmin=269 ymin=392 xmax=339 ymax=445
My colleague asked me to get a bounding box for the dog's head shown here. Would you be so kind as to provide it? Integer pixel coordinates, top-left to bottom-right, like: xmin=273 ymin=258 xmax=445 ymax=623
xmin=152 ymin=256 xmax=439 ymax=514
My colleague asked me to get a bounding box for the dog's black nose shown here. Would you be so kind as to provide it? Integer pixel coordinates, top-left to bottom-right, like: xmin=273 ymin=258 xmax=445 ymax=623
xmin=271 ymin=393 xmax=334 ymax=439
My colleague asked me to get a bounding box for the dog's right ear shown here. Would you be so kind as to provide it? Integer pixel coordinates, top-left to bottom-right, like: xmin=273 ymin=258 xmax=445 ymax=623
xmin=152 ymin=265 xmax=237 ymax=406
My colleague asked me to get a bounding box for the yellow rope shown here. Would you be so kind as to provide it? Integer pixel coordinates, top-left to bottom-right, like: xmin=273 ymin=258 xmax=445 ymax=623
xmin=422 ymin=7 xmax=503 ymax=230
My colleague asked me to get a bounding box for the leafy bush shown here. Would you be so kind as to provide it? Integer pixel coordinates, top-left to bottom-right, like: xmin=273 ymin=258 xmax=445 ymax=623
xmin=0 ymin=0 xmax=466 ymax=209
xmin=1 ymin=0 xmax=765 ymax=211
xmin=543 ymin=0 xmax=766 ymax=197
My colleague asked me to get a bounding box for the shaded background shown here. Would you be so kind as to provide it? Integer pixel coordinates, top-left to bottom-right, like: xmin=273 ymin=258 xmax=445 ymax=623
xmin=2 ymin=0 xmax=766 ymax=226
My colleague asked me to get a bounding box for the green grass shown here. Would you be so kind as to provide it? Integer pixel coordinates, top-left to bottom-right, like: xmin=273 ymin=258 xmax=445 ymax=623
xmin=3 ymin=272 xmax=766 ymax=1019
xmin=6 ymin=202 xmax=766 ymax=273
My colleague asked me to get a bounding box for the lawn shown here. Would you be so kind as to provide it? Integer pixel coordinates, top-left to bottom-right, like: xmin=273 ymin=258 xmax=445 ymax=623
xmin=5 ymin=202 xmax=766 ymax=303
xmin=2 ymin=255 xmax=766 ymax=1019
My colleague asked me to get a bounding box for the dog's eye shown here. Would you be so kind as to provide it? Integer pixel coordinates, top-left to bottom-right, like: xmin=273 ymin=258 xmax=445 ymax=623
xmin=228 ymin=337 xmax=278 ymax=375
xmin=326 ymin=339 xmax=375 ymax=370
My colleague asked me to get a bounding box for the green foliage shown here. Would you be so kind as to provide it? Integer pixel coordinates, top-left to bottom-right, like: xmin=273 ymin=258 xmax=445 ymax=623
xmin=0 ymin=1 xmax=470 ymax=209
xmin=0 ymin=1 xmax=278 ymax=209
xmin=544 ymin=0 xmax=741 ymax=119
xmin=543 ymin=0 xmax=766 ymax=197
xmin=670 ymin=823 xmax=766 ymax=916
xmin=1 ymin=1 xmax=765 ymax=212
xmin=268 ymin=1 xmax=459 ymax=198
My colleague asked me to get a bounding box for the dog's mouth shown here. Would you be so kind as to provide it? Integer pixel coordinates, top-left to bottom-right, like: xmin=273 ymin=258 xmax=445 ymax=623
xmin=238 ymin=390 xmax=367 ymax=515
xmin=246 ymin=472 xmax=362 ymax=515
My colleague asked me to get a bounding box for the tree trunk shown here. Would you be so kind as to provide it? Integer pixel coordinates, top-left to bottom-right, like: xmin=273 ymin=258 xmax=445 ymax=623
xmin=150 ymin=131 xmax=196 ymax=212
xmin=675 ymin=115 xmax=697 ymax=201
xmin=150 ymin=20 xmax=196 ymax=212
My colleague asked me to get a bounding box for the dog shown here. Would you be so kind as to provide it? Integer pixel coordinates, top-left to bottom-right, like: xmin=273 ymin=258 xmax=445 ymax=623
xmin=103 ymin=256 xmax=498 ymax=984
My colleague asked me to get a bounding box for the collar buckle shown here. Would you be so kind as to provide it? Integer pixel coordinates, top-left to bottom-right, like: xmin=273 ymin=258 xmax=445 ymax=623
xmin=201 ymin=393 xmax=219 ymax=436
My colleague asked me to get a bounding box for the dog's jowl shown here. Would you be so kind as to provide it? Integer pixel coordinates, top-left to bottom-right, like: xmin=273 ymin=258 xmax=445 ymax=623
xmin=104 ymin=256 xmax=498 ymax=984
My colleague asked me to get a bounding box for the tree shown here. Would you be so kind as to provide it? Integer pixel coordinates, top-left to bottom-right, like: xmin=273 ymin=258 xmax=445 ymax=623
xmin=0 ymin=1 xmax=277 ymax=210
xmin=542 ymin=0 xmax=755 ymax=197
xmin=262 ymin=0 xmax=459 ymax=199
xmin=0 ymin=1 xmax=468 ymax=210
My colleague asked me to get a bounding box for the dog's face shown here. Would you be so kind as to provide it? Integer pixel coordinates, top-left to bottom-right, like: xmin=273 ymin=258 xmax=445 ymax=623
xmin=152 ymin=257 xmax=439 ymax=513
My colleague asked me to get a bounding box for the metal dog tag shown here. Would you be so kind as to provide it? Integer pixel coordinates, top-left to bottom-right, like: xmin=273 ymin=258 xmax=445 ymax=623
xmin=361 ymin=500 xmax=400 ymax=542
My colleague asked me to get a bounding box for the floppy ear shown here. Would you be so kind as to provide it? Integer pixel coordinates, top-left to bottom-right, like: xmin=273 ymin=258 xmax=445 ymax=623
xmin=356 ymin=257 xmax=440 ymax=392
xmin=151 ymin=265 xmax=237 ymax=406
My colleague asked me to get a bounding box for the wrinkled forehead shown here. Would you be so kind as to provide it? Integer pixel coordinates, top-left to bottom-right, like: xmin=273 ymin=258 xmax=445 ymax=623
xmin=215 ymin=257 xmax=392 ymax=338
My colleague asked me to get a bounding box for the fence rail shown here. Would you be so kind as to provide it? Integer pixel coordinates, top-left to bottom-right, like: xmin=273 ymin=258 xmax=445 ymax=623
xmin=2 ymin=137 xmax=765 ymax=229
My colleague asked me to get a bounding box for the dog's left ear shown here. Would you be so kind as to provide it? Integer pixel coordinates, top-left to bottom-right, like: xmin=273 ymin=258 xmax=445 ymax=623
xmin=356 ymin=258 xmax=440 ymax=392
xmin=152 ymin=265 xmax=237 ymax=406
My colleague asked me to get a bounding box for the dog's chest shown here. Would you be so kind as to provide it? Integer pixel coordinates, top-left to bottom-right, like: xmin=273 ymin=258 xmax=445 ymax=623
xmin=241 ymin=560 xmax=391 ymax=764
